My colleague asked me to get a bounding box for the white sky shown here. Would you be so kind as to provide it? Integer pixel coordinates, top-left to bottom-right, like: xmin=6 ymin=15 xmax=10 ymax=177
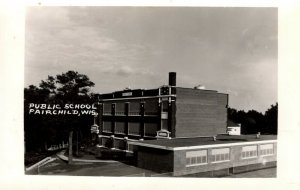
xmin=25 ymin=7 xmax=277 ymax=113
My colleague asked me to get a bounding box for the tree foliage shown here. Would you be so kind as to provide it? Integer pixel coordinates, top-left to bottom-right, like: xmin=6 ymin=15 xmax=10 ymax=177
xmin=264 ymin=103 xmax=278 ymax=134
xmin=24 ymin=71 xmax=96 ymax=153
xmin=228 ymin=103 xmax=278 ymax=135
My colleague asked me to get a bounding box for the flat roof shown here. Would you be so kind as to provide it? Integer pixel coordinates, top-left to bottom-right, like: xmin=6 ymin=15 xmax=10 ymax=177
xmin=99 ymin=86 xmax=226 ymax=98
xmin=128 ymin=135 xmax=277 ymax=151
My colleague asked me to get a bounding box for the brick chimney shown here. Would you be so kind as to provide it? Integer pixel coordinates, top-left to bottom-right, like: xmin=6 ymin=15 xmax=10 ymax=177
xmin=169 ymin=72 xmax=176 ymax=86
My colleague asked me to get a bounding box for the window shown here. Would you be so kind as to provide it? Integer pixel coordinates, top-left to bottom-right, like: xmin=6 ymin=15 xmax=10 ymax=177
xmin=115 ymin=122 xmax=126 ymax=134
xmin=128 ymin=122 xmax=140 ymax=136
xmin=101 ymin=137 xmax=111 ymax=147
xmin=260 ymin=144 xmax=274 ymax=156
xmin=103 ymin=103 xmax=111 ymax=115
xmin=103 ymin=121 xmax=112 ymax=132
xmin=114 ymin=139 xmax=126 ymax=149
xmin=129 ymin=102 xmax=140 ymax=115
xmin=127 ymin=143 xmax=134 ymax=152
xmin=162 ymin=101 xmax=169 ymax=112
xmin=186 ymin=150 xmax=207 ymax=167
xmin=115 ymin=103 xmax=125 ymax=115
xmin=241 ymin=145 xmax=257 ymax=159
xmin=161 ymin=119 xmax=168 ymax=130
xmin=144 ymin=123 xmax=158 ymax=136
xmin=211 ymin=148 xmax=230 ymax=163
xmin=144 ymin=99 xmax=158 ymax=115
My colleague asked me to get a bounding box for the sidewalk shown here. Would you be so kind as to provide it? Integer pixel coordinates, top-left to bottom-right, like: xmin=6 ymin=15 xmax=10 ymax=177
xmin=27 ymin=151 xmax=154 ymax=176
xmin=56 ymin=150 xmax=118 ymax=163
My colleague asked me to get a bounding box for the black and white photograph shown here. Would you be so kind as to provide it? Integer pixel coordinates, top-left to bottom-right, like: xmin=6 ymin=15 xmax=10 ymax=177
xmin=23 ymin=6 xmax=279 ymax=177
xmin=3 ymin=1 xmax=300 ymax=189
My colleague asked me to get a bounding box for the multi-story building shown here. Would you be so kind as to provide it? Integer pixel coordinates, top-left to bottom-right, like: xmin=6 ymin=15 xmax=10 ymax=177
xmin=92 ymin=72 xmax=228 ymax=151
xmin=90 ymin=72 xmax=277 ymax=176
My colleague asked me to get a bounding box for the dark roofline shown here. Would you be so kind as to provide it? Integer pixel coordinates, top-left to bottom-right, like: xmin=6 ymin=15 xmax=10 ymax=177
xmin=99 ymin=88 xmax=157 ymax=97
xmin=175 ymin=86 xmax=219 ymax=93
xmin=128 ymin=135 xmax=277 ymax=151
xmin=98 ymin=86 xmax=227 ymax=97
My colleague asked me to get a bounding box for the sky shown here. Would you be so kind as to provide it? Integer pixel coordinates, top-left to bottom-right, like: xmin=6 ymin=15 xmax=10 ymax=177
xmin=25 ymin=7 xmax=277 ymax=113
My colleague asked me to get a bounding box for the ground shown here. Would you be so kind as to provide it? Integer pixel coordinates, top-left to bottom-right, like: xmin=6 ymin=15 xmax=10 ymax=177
xmin=26 ymin=154 xmax=276 ymax=177
xmin=225 ymin=167 xmax=276 ymax=178
xmin=26 ymin=157 xmax=156 ymax=176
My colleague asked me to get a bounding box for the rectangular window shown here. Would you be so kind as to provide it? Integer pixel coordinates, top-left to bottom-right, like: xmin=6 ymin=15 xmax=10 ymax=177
xmin=186 ymin=150 xmax=207 ymax=167
xmin=241 ymin=145 xmax=258 ymax=159
xmin=115 ymin=122 xmax=126 ymax=134
xmin=144 ymin=99 xmax=158 ymax=115
xmin=260 ymin=144 xmax=274 ymax=156
xmin=103 ymin=121 xmax=112 ymax=132
xmin=128 ymin=122 xmax=140 ymax=136
xmin=144 ymin=123 xmax=158 ymax=136
xmin=162 ymin=101 xmax=169 ymax=112
xmin=211 ymin=148 xmax=230 ymax=163
xmin=127 ymin=143 xmax=134 ymax=152
xmin=115 ymin=103 xmax=125 ymax=115
xmin=114 ymin=139 xmax=126 ymax=150
xmin=129 ymin=102 xmax=140 ymax=115
xmin=101 ymin=137 xmax=110 ymax=147
xmin=103 ymin=103 xmax=111 ymax=115
xmin=161 ymin=119 xmax=168 ymax=130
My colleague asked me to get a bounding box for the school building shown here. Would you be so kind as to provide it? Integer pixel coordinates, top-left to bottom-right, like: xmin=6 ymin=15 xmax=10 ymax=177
xmin=91 ymin=72 xmax=228 ymax=150
xmin=90 ymin=72 xmax=276 ymax=176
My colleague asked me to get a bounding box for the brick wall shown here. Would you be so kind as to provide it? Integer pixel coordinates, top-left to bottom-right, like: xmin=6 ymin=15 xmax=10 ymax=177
xmin=137 ymin=147 xmax=174 ymax=173
xmin=172 ymin=142 xmax=277 ymax=176
xmin=175 ymin=88 xmax=228 ymax=137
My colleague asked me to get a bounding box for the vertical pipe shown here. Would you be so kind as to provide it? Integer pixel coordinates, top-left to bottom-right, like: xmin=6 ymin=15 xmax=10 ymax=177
xmin=140 ymin=102 xmax=145 ymax=138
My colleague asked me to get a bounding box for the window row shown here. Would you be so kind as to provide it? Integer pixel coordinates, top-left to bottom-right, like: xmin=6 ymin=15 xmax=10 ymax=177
xmin=186 ymin=148 xmax=230 ymax=167
xmin=211 ymin=148 xmax=230 ymax=163
xmin=186 ymin=150 xmax=207 ymax=166
xmin=102 ymin=121 xmax=159 ymax=136
xmin=101 ymin=137 xmax=126 ymax=149
xmin=186 ymin=156 xmax=207 ymax=166
xmin=102 ymin=100 xmax=169 ymax=115
xmin=260 ymin=144 xmax=274 ymax=156
xmin=242 ymin=144 xmax=274 ymax=159
xmin=104 ymin=111 xmax=159 ymax=116
xmin=185 ymin=144 xmax=275 ymax=167
xmin=241 ymin=150 xmax=257 ymax=158
xmin=241 ymin=145 xmax=258 ymax=159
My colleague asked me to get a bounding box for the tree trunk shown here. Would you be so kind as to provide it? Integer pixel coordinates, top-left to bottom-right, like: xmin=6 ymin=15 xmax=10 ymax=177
xmin=44 ymin=141 xmax=48 ymax=151
xmin=76 ymin=130 xmax=79 ymax=156
xmin=68 ymin=130 xmax=73 ymax=164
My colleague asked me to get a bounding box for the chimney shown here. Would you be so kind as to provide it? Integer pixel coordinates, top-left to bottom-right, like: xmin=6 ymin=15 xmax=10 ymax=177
xmin=169 ymin=72 xmax=176 ymax=86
